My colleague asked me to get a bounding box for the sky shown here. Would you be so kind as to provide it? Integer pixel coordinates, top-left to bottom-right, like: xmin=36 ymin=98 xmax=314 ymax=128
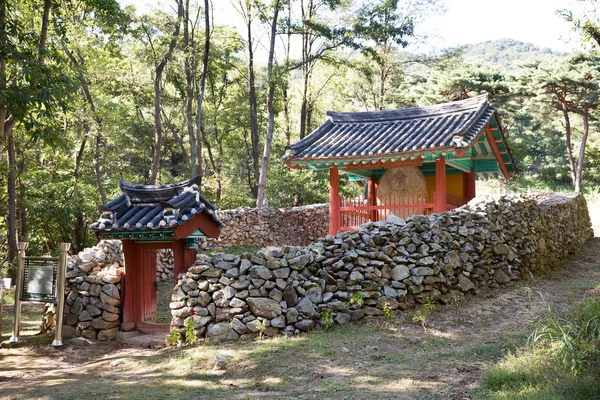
xmin=120 ymin=0 xmax=582 ymax=53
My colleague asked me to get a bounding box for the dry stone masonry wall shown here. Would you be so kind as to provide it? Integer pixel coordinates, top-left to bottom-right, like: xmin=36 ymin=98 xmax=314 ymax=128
xmin=170 ymin=193 xmax=593 ymax=341
xmin=64 ymin=240 xmax=124 ymax=341
xmin=157 ymin=249 xmax=174 ymax=280
xmin=203 ymin=204 xmax=329 ymax=250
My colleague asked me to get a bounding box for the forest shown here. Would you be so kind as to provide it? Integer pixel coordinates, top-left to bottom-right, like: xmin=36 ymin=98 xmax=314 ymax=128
xmin=1 ymin=0 xmax=599 ymax=274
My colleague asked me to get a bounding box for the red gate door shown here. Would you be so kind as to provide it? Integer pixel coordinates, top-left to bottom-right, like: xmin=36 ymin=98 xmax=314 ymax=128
xmin=142 ymin=248 xmax=157 ymax=322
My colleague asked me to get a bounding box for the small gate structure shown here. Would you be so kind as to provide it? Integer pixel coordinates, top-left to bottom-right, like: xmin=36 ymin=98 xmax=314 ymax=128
xmin=9 ymin=242 xmax=70 ymax=346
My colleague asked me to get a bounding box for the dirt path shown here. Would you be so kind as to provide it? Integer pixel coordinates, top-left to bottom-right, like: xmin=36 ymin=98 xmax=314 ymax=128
xmin=1 ymin=201 xmax=598 ymax=399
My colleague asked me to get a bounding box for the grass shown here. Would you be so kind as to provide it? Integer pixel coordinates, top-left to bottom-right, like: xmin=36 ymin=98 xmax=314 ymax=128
xmin=480 ymin=298 xmax=600 ymax=399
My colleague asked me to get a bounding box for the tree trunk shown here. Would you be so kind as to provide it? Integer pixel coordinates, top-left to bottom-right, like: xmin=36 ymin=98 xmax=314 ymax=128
xmin=560 ymin=101 xmax=577 ymax=187
xmin=246 ymin=1 xmax=259 ymax=198
xmin=38 ymin=0 xmax=51 ymax=66
xmin=183 ymin=0 xmax=197 ymax=179
xmin=256 ymin=0 xmax=280 ymax=208
xmin=574 ymin=106 xmax=590 ymax=193
xmin=6 ymin=133 xmax=17 ymax=276
xmin=195 ymin=0 xmax=210 ymax=183
xmin=149 ymin=0 xmax=183 ymax=185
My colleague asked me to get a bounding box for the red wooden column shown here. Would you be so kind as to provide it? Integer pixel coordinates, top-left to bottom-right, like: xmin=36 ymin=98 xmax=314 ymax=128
xmin=329 ymin=165 xmax=340 ymax=236
xmin=367 ymin=175 xmax=379 ymax=222
xmin=120 ymin=240 xmax=137 ymax=331
xmin=172 ymin=239 xmax=196 ymax=277
xmin=434 ymin=155 xmax=447 ymax=213
xmin=464 ymin=167 xmax=476 ymax=203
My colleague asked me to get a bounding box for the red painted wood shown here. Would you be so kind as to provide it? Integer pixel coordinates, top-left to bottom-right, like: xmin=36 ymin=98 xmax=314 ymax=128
xmin=120 ymin=240 xmax=137 ymax=329
xmin=141 ymin=248 xmax=157 ymax=322
xmin=367 ymin=176 xmax=379 ymax=222
xmin=174 ymin=212 xmax=221 ymax=239
xmin=464 ymin=168 xmax=476 ymax=202
xmin=434 ymin=155 xmax=447 ymax=213
xmin=485 ymin=125 xmax=511 ymax=179
xmin=329 ymin=166 xmax=340 ymax=236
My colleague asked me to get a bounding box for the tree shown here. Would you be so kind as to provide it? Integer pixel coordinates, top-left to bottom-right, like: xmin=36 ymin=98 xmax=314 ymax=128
xmin=519 ymin=53 xmax=600 ymax=192
xmin=139 ymin=0 xmax=184 ymax=184
xmin=560 ymin=0 xmax=600 ymax=47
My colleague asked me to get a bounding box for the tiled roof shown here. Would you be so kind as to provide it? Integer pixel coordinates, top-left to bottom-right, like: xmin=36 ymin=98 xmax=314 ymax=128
xmin=90 ymin=177 xmax=224 ymax=232
xmin=282 ymin=94 xmax=497 ymax=162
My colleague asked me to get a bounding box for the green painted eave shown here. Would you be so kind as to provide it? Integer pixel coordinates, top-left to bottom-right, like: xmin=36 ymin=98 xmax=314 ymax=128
xmin=98 ymin=230 xmax=175 ymax=242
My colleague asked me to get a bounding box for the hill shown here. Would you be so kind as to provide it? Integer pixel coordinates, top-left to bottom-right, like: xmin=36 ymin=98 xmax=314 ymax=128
xmin=463 ymin=38 xmax=560 ymax=71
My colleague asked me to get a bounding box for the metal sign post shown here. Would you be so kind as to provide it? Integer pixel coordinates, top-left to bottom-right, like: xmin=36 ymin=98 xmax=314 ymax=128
xmin=10 ymin=242 xmax=28 ymax=343
xmin=52 ymin=243 xmax=70 ymax=347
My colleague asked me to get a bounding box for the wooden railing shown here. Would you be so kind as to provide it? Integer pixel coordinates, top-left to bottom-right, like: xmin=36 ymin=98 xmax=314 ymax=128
xmin=339 ymin=192 xmax=433 ymax=231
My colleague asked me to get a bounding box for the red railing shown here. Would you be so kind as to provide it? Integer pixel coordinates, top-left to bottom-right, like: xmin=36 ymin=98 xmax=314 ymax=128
xmin=339 ymin=192 xmax=433 ymax=231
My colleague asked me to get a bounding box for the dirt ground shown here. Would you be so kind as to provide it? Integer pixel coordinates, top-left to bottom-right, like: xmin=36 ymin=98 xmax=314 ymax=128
xmin=0 ymin=200 xmax=598 ymax=399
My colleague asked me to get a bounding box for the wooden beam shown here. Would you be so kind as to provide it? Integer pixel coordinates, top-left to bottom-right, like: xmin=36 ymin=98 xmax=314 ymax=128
xmin=485 ymin=125 xmax=510 ymax=179
xmin=345 ymin=158 xmax=422 ymax=171
xmin=464 ymin=167 xmax=476 ymax=202
xmin=329 ymin=166 xmax=340 ymax=236
xmin=367 ymin=175 xmax=379 ymax=222
xmin=434 ymin=155 xmax=447 ymax=213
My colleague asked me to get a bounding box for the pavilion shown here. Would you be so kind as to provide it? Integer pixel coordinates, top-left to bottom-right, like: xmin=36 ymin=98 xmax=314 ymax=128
xmin=282 ymin=94 xmax=517 ymax=235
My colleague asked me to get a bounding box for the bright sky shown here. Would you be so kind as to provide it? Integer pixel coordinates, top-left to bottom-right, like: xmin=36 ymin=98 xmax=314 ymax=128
xmin=120 ymin=0 xmax=582 ymax=53
xmin=417 ymin=0 xmax=578 ymax=52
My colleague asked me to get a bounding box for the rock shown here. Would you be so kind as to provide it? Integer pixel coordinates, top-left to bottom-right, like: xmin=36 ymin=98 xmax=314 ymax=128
xmin=90 ymin=318 xmax=119 ymax=330
xmin=207 ymin=323 xmax=240 ymax=341
xmin=458 ymin=274 xmax=475 ymax=291
xmin=296 ymin=298 xmax=319 ymax=319
xmin=247 ymin=297 xmax=282 ymax=319
xmin=348 ymin=271 xmax=364 ymax=285
xmin=391 ymin=265 xmax=410 ymax=281
xmin=494 ymin=268 xmax=511 ymax=284
xmin=100 ymin=292 xmax=120 ymax=307
xmin=102 ymin=283 xmax=120 ymax=299
xmin=249 ymin=265 xmax=273 ymax=280
xmin=271 ymin=315 xmax=286 ymax=328
xmin=78 ymin=310 xmax=92 ymax=322
xmin=283 ymin=286 xmax=298 ymax=307
xmin=97 ymin=327 xmax=119 ymax=341
xmin=335 ymin=313 xmax=352 ymax=325
xmin=295 ymin=319 xmax=315 ymax=331
xmin=288 ymin=254 xmax=311 ymax=270
xmin=412 ymin=267 xmax=434 ymax=276
xmin=102 ymin=311 xmax=120 ymax=322
xmin=286 ymin=308 xmax=299 ymax=324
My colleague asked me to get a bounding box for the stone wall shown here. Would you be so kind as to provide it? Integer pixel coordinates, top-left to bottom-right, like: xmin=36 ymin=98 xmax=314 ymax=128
xmin=63 ymin=240 xmax=124 ymax=341
xmin=157 ymin=249 xmax=174 ymax=280
xmin=202 ymin=204 xmax=329 ymax=250
xmin=170 ymin=193 xmax=593 ymax=341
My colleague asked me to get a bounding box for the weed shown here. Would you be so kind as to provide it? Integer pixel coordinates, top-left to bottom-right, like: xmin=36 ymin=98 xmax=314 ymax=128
xmin=167 ymin=324 xmax=181 ymax=346
xmin=321 ymin=306 xmax=334 ymax=330
xmin=350 ymin=291 xmax=364 ymax=307
xmin=382 ymin=302 xmax=393 ymax=321
xmin=255 ymin=319 xmax=266 ymax=340
xmin=184 ymin=316 xmax=196 ymax=344
xmin=412 ymin=298 xmax=435 ymax=329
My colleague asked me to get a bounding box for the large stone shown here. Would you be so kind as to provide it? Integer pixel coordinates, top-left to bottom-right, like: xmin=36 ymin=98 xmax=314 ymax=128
xmin=249 ymin=265 xmax=273 ymax=280
xmin=446 ymin=250 xmax=462 ymax=269
xmin=271 ymin=315 xmax=286 ymax=328
xmin=412 ymin=267 xmax=434 ymax=276
xmin=283 ymin=286 xmax=298 ymax=307
xmin=348 ymin=271 xmax=364 ymax=285
xmin=207 ymin=323 xmax=240 ymax=341
xmin=100 ymin=292 xmax=121 ymax=307
xmin=288 ymin=254 xmax=311 ymax=270
xmin=391 ymin=265 xmax=410 ymax=281
xmin=97 ymin=327 xmax=118 ymax=341
xmin=102 ymin=283 xmax=120 ymax=299
xmin=91 ymin=317 xmax=119 ymax=330
xmin=78 ymin=310 xmax=92 ymax=322
xmin=295 ymin=319 xmax=315 ymax=331
xmin=286 ymin=308 xmax=299 ymax=323
xmin=458 ymin=274 xmax=475 ymax=291
xmin=494 ymin=268 xmax=511 ymax=284
xmin=296 ymin=298 xmax=319 ymax=319
xmin=102 ymin=311 xmax=120 ymax=322
xmin=247 ymin=297 xmax=282 ymax=319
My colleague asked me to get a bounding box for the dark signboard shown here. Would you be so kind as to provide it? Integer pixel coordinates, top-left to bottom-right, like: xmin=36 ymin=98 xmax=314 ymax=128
xmin=21 ymin=258 xmax=58 ymax=302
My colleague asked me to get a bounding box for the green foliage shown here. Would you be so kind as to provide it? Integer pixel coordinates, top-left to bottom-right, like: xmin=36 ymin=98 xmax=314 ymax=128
xmin=184 ymin=316 xmax=196 ymax=345
xmin=321 ymin=306 xmax=334 ymax=330
xmin=482 ymin=298 xmax=600 ymax=398
xmin=412 ymin=298 xmax=435 ymax=329
xmin=167 ymin=324 xmax=181 ymax=346
xmin=382 ymin=302 xmax=393 ymax=321
xmin=350 ymin=291 xmax=364 ymax=307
